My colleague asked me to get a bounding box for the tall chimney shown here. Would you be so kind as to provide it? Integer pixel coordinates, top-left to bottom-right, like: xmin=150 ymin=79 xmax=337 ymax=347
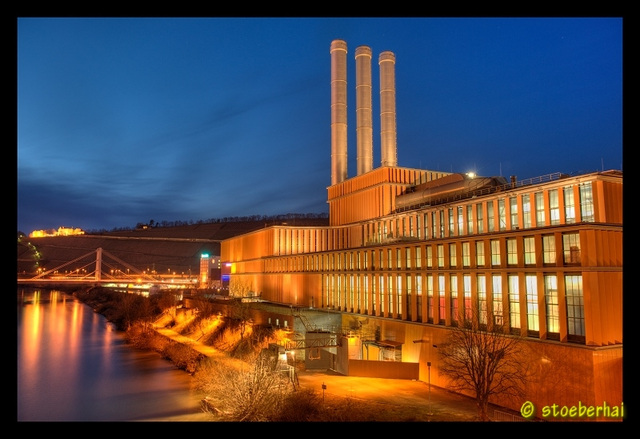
xmin=330 ymin=39 xmax=348 ymax=185
xmin=355 ymin=45 xmax=373 ymax=175
xmin=379 ymin=50 xmax=397 ymax=167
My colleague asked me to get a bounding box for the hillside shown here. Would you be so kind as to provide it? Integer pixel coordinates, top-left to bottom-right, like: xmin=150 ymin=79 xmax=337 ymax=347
xmin=18 ymin=217 xmax=330 ymax=276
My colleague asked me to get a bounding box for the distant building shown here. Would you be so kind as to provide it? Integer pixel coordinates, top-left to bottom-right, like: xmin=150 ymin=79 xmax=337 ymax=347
xmin=199 ymin=253 xmax=222 ymax=289
xmin=220 ymin=40 xmax=623 ymax=419
xmin=29 ymin=227 xmax=85 ymax=238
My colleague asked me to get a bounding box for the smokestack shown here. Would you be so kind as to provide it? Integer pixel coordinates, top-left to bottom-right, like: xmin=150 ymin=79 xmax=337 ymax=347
xmin=379 ymin=51 xmax=397 ymax=167
xmin=330 ymin=39 xmax=348 ymax=185
xmin=355 ymin=45 xmax=373 ymax=175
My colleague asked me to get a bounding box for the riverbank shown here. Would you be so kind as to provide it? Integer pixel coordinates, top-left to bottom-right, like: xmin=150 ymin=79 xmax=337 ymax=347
xmin=73 ymin=287 xmax=501 ymax=421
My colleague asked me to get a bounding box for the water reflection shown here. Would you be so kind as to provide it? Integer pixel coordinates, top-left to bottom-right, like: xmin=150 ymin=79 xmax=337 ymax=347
xmin=17 ymin=288 xmax=210 ymax=422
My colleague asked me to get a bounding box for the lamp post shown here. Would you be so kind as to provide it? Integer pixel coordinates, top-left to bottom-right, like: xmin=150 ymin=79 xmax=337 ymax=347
xmin=427 ymin=361 xmax=433 ymax=415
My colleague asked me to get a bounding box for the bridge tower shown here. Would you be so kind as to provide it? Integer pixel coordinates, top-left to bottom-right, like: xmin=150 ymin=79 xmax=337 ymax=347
xmin=95 ymin=247 xmax=102 ymax=281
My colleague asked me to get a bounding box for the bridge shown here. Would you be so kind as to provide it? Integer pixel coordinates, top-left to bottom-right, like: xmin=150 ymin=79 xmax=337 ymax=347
xmin=17 ymin=247 xmax=199 ymax=290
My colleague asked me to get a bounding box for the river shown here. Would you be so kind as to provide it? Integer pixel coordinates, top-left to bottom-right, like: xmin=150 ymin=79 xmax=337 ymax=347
xmin=17 ymin=288 xmax=212 ymax=422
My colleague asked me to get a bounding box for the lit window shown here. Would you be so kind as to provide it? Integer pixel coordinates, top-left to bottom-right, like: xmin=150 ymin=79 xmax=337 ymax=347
xmin=562 ymin=233 xmax=581 ymax=264
xmin=524 ymin=237 xmax=535 ymax=265
xmin=491 ymin=239 xmax=501 ymax=266
xmin=564 ymin=186 xmax=576 ymax=224
xmin=579 ymin=182 xmax=595 ymax=222
xmin=507 ymin=238 xmax=518 ymax=265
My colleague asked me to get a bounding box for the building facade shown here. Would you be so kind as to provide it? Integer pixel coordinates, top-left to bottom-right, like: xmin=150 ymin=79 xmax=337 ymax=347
xmin=220 ymin=40 xmax=623 ymax=418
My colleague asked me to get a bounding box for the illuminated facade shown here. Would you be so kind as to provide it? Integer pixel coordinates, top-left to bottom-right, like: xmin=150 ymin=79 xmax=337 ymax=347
xmin=29 ymin=227 xmax=85 ymax=238
xmin=221 ymin=40 xmax=623 ymax=417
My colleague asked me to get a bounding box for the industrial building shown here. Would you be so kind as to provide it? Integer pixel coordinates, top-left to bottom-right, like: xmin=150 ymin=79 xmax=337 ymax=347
xmin=220 ymin=40 xmax=623 ymax=417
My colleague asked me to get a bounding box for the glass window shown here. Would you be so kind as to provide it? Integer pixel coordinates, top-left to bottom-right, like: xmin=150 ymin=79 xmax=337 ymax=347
xmin=477 ymin=274 xmax=487 ymax=325
xmin=579 ymin=182 xmax=594 ymax=222
xmin=565 ymin=275 xmax=585 ymax=339
xmin=379 ymin=275 xmax=385 ymax=314
xmin=439 ymin=210 xmax=445 ymax=238
xmin=476 ymin=241 xmax=485 ymax=266
xmin=448 ymin=208 xmax=455 ymax=236
xmin=563 ymin=233 xmax=581 ymax=264
xmin=564 ymin=186 xmax=576 ymax=224
xmin=544 ymin=275 xmax=559 ymax=335
xmin=388 ymin=275 xmax=394 ymax=314
xmin=405 ymin=247 xmax=411 ymax=269
xmin=498 ymin=199 xmax=507 ymax=231
xmin=371 ymin=274 xmax=376 ymax=313
xmin=449 ymin=243 xmax=457 ymax=267
xmin=476 ymin=203 xmax=484 ymax=233
xmin=508 ymin=275 xmax=520 ymax=330
xmin=510 ymin=196 xmax=518 ymax=230
xmin=491 ymin=239 xmax=501 ymax=266
xmin=431 ymin=212 xmax=437 ymax=239
xmin=438 ymin=274 xmax=446 ymax=323
xmin=450 ymin=275 xmax=458 ymax=324
xmin=416 ymin=274 xmax=423 ymax=321
xmin=426 ymin=245 xmax=433 ymax=268
xmin=549 ymin=189 xmax=560 ymax=225
xmin=423 ymin=213 xmax=429 ymax=239
xmin=457 ymin=206 xmax=464 ymax=236
xmin=543 ymin=235 xmax=556 ymax=264
xmin=462 ymin=242 xmax=470 ymax=267
xmin=437 ymin=244 xmax=444 ymax=268
xmin=524 ymin=237 xmax=535 ymax=265
xmin=427 ymin=274 xmax=434 ymax=322
xmin=416 ymin=246 xmax=422 ymax=269
xmin=487 ymin=202 xmax=495 ymax=232
xmin=467 ymin=205 xmax=473 ymax=235
xmin=397 ymin=276 xmax=403 ymax=318
xmin=535 ymin=192 xmax=545 ymax=227
xmin=463 ymin=274 xmax=472 ymax=321
xmin=526 ymin=274 xmax=539 ymax=333
xmin=349 ymin=275 xmax=355 ymax=311
xmin=507 ymin=238 xmax=517 ymax=265
xmin=492 ymin=274 xmax=503 ymax=326
xmin=522 ymin=194 xmax=532 ymax=229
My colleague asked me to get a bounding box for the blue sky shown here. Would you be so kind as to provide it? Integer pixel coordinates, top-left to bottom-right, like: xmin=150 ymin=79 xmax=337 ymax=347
xmin=17 ymin=17 xmax=623 ymax=233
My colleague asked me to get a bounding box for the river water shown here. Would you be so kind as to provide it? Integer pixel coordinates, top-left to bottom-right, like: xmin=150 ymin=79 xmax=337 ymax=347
xmin=17 ymin=288 xmax=211 ymax=422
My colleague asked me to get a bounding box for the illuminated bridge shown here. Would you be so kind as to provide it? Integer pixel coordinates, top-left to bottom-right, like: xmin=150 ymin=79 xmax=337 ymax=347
xmin=17 ymin=247 xmax=199 ymax=289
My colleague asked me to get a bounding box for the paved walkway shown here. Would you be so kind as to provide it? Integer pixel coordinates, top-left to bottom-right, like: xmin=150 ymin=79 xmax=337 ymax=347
xmin=296 ymin=369 xmax=491 ymax=422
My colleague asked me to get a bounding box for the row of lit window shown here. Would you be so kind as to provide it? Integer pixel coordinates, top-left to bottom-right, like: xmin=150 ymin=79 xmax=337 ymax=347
xmin=322 ymin=272 xmax=585 ymax=343
xmin=265 ymin=233 xmax=580 ymax=273
xmin=272 ymin=181 xmax=595 ymax=256
xmin=365 ymin=182 xmax=594 ymax=243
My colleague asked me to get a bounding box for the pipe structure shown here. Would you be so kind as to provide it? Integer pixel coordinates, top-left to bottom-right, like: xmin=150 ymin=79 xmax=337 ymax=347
xmin=355 ymin=45 xmax=373 ymax=175
xmin=379 ymin=51 xmax=397 ymax=167
xmin=330 ymin=39 xmax=348 ymax=185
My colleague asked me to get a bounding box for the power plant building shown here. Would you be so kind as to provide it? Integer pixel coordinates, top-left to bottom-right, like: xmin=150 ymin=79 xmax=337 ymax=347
xmin=221 ymin=40 xmax=623 ymax=418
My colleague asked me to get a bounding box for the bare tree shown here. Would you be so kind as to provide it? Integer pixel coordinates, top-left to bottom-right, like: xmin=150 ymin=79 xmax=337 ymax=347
xmin=229 ymin=277 xmax=252 ymax=298
xmin=229 ymin=299 xmax=253 ymax=340
xmin=195 ymin=353 xmax=292 ymax=421
xmin=436 ymin=318 xmax=531 ymax=421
